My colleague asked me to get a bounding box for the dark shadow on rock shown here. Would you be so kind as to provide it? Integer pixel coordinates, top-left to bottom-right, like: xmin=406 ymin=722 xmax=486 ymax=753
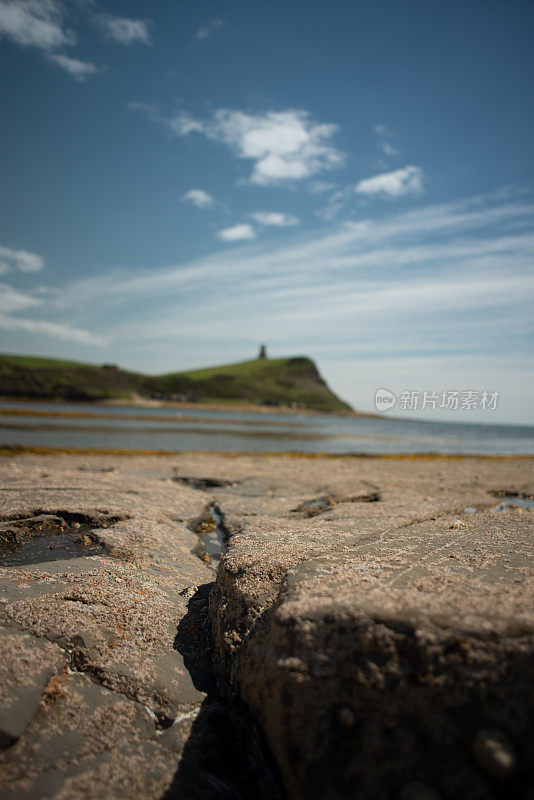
xmin=161 ymin=697 xmax=282 ymax=800
xmin=166 ymin=585 xmax=282 ymax=800
xmin=173 ymin=583 xmax=216 ymax=694
xmin=171 ymin=473 xmax=238 ymax=491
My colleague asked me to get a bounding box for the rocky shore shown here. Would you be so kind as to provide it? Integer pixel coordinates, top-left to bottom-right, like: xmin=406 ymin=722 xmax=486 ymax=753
xmin=0 ymin=452 xmax=532 ymax=799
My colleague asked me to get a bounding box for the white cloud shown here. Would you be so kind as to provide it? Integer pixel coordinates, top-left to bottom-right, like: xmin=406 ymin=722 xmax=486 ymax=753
xmin=382 ymin=143 xmax=397 ymax=157
xmin=0 ymin=244 xmax=44 ymax=273
xmin=48 ymin=52 xmax=99 ymax=80
xmin=169 ymin=108 xmax=344 ymax=186
xmin=215 ymin=110 xmax=343 ymax=185
xmin=316 ymin=187 xmax=352 ymax=220
xmin=196 ymin=18 xmax=223 ymax=40
xmin=0 ymin=0 xmax=72 ymax=50
xmin=0 ymin=311 xmax=106 ymax=344
xmin=250 ymin=211 xmax=299 ymax=227
xmin=169 ymin=112 xmax=205 ymax=136
xmin=43 ymin=191 xmax=534 ymax=421
xmin=59 ymin=194 xmax=534 ymax=310
xmin=182 ymin=189 xmax=214 ymax=209
xmin=355 ymin=165 xmax=424 ymax=198
xmin=0 ymin=1 xmax=103 ymax=80
xmin=0 ymin=281 xmax=41 ymax=312
xmin=99 ymin=15 xmax=151 ymax=46
xmin=0 ymin=280 xmax=106 ymax=344
xmin=217 ymin=223 xmax=256 ymax=242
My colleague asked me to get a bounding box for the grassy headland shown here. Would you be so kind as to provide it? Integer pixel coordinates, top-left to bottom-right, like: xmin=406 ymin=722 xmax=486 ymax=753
xmin=0 ymin=354 xmax=352 ymax=413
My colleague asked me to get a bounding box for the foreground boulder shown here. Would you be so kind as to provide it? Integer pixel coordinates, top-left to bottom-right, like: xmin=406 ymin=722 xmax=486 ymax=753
xmin=207 ymin=456 xmax=534 ymax=799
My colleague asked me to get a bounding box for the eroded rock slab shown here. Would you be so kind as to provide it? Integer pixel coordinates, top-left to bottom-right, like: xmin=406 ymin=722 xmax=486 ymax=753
xmin=1 ymin=451 xmax=532 ymax=799
xmin=0 ymin=626 xmax=66 ymax=748
xmin=0 ymin=457 xmax=214 ymax=798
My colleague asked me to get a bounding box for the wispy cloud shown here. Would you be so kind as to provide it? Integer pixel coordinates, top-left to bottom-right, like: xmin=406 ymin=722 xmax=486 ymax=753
xmin=195 ymin=18 xmax=224 ymax=41
xmin=12 ymin=191 xmax=533 ymax=417
xmin=56 ymin=193 xmax=533 ymax=306
xmin=0 ymin=312 xmax=107 ymax=344
xmin=0 ymin=280 xmax=106 ymax=344
xmin=0 ymin=0 xmax=72 ymax=50
xmin=316 ymin=187 xmax=352 ymax=220
xmin=218 ymin=223 xmax=256 ymax=242
xmin=355 ymin=165 xmax=424 ymax=198
xmin=0 ymin=0 xmax=104 ymax=79
xmin=250 ymin=212 xmax=299 ymax=227
xmin=0 ymin=1 xmax=151 ymax=53
xmin=373 ymin=124 xmax=399 ymax=157
xmin=0 ymin=244 xmax=44 ymax=273
xmin=98 ymin=15 xmax=151 ymax=46
xmin=0 ymin=281 xmax=41 ymax=312
xmin=164 ymin=108 xmax=345 ymax=185
xmin=48 ymin=52 xmax=99 ymax=80
xmin=168 ymin=112 xmax=205 ymax=136
xmin=182 ymin=189 xmax=214 ymax=209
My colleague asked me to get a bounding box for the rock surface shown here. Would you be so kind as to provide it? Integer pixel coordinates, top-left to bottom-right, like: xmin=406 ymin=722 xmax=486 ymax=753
xmin=0 ymin=454 xmax=277 ymax=799
xmin=205 ymin=453 xmax=534 ymax=800
xmin=0 ymin=452 xmax=532 ymax=798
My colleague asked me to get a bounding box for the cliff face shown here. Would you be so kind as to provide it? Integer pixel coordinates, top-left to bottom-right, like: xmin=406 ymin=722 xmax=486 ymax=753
xmin=0 ymin=354 xmax=352 ymax=413
xmin=145 ymin=357 xmax=351 ymax=412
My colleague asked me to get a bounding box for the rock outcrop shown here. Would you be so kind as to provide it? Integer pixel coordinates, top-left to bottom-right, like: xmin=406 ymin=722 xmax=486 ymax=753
xmin=206 ymin=455 xmax=534 ymax=799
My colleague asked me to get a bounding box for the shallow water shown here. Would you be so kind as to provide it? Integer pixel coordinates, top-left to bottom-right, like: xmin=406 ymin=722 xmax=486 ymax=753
xmin=491 ymin=496 xmax=534 ymax=512
xmin=191 ymin=505 xmax=227 ymax=568
xmin=1 ymin=401 xmax=533 ymax=455
xmin=0 ymin=521 xmax=105 ymax=567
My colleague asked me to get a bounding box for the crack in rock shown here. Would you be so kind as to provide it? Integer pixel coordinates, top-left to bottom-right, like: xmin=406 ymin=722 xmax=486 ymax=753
xmin=291 ymin=490 xmax=380 ymax=517
xmin=189 ymin=504 xmax=229 ymax=568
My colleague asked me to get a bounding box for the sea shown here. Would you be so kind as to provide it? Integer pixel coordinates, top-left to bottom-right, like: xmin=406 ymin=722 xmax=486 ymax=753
xmin=0 ymin=401 xmax=533 ymax=455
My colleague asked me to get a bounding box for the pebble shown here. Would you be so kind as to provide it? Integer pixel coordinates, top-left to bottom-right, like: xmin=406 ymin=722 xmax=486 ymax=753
xmin=179 ymin=586 xmax=198 ymax=599
xmin=473 ymin=729 xmax=516 ymax=777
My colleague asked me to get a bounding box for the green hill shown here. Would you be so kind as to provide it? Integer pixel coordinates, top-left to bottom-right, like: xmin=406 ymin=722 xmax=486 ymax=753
xmin=0 ymin=355 xmax=141 ymax=402
xmin=0 ymin=354 xmax=352 ymax=413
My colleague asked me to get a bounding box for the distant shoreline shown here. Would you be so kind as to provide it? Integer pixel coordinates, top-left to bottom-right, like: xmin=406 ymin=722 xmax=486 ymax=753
xmin=0 ymin=444 xmax=532 ymax=459
xmin=0 ymin=395 xmax=378 ymax=419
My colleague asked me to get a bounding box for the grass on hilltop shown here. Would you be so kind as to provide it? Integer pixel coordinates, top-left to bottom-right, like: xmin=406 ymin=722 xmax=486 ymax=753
xmin=0 ymin=354 xmax=98 ymax=369
xmin=0 ymin=353 xmax=352 ymax=412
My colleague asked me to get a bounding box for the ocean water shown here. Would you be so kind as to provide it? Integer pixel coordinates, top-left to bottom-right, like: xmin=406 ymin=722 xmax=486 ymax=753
xmin=0 ymin=401 xmax=533 ymax=455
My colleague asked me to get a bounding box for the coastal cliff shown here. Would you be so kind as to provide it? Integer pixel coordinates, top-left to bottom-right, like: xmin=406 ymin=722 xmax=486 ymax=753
xmin=0 ymin=354 xmax=351 ymax=413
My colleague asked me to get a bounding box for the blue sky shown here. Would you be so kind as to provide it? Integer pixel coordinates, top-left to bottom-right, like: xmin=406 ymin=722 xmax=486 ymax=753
xmin=0 ymin=0 xmax=533 ymax=422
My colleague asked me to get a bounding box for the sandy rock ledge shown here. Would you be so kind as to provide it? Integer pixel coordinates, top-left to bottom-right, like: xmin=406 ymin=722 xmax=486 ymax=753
xmin=0 ymin=452 xmax=533 ymax=799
